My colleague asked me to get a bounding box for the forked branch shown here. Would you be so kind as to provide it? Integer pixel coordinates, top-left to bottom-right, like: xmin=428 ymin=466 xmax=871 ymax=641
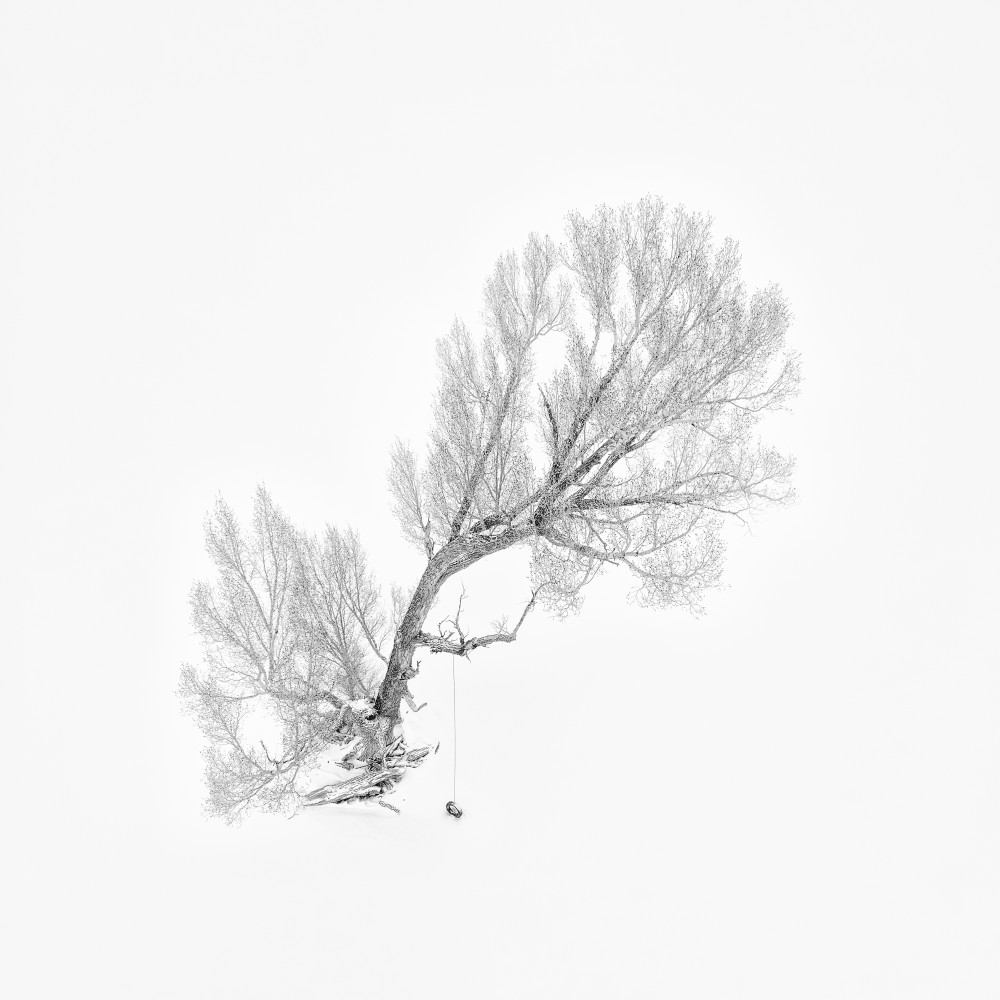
xmin=415 ymin=585 xmax=547 ymax=657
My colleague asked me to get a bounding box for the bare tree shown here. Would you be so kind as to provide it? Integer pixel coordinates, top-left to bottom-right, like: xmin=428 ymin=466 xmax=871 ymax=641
xmin=181 ymin=197 xmax=800 ymax=818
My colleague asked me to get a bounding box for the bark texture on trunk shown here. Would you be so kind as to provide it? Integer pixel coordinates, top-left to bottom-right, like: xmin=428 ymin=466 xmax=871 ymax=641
xmin=373 ymin=556 xmax=442 ymax=723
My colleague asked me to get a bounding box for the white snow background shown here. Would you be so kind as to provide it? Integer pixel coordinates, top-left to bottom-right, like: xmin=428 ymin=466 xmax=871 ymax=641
xmin=3 ymin=2 xmax=998 ymax=997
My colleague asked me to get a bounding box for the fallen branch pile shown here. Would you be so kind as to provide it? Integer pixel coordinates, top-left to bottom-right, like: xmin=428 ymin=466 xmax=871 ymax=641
xmin=303 ymin=739 xmax=433 ymax=810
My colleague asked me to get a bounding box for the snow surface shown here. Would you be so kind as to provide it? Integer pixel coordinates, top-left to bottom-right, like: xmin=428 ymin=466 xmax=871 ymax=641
xmin=5 ymin=3 xmax=1000 ymax=998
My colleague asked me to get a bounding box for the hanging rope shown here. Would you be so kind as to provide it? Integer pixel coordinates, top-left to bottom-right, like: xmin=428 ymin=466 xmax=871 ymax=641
xmin=446 ymin=652 xmax=463 ymax=818
xmin=452 ymin=652 xmax=457 ymax=799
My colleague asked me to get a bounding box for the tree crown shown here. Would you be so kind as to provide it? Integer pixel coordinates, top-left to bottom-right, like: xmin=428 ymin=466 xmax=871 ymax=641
xmin=390 ymin=196 xmax=799 ymax=616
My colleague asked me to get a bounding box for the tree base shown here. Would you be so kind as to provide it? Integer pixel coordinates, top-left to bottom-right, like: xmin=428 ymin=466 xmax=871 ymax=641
xmin=302 ymin=730 xmax=432 ymax=810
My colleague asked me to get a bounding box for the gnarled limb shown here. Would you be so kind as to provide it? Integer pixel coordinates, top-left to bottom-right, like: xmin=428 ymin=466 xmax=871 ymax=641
xmin=415 ymin=585 xmax=546 ymax=657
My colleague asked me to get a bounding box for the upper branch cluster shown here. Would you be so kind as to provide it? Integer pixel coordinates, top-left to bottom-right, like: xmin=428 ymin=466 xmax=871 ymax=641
xmin=389 ymin=196 xmax=800 ymax=615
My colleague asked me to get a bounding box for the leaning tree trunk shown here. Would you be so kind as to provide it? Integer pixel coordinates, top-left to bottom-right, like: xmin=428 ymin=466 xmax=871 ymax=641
xmin=312 ymin=530 xmax=533 ymax=804
xmin=374 ymin=556 xmax=445 ymax=724
xmin=374 ymin=530 xmax=530 ymax=727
